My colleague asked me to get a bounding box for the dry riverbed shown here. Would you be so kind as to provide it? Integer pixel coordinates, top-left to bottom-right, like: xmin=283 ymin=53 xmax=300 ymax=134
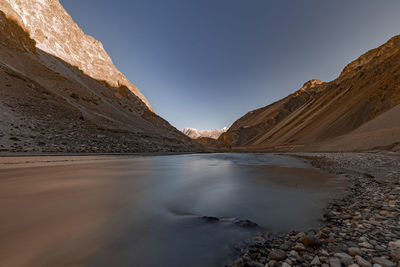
xmin=231 ymin=152 xmax=400 ymax=267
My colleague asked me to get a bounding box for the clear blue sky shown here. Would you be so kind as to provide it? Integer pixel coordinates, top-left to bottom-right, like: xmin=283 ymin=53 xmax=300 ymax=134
xmin=60 ymin=0 xmax=400 ymax=130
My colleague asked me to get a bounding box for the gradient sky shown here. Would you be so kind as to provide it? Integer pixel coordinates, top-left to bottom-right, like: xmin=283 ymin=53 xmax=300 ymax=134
xmin=60 ymin=0 xmax=400 ymax=130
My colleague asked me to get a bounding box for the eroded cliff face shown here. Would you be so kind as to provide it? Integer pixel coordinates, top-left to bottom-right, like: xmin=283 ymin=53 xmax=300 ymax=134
xmin=220 ymin=35 xmax=400 ymax=151
xmin=3 ymin=0 xmax=151 ymax=110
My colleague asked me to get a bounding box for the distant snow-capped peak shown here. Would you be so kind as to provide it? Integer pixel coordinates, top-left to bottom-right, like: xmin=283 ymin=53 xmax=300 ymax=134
xmin=182 ymin=127 xmax=228 ymax=139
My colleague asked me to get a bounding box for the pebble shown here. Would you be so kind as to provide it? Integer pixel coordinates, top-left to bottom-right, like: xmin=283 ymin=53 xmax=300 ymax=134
xmin=289 ymin=250 xmax=299 ymax=258
xmin=292 ymin=243 xmax=306 ymax=251
xmin=355 ymin=255 xmax=372 ymax=267
xmin=302 ymin=234 xmax=322 ymax=247
xmin=326 ymin=237 xmax=336 ymax=243
xmin=389 ymin=248 xmax=400 ymax=262
xmin=360 ymin=242 xmax=374 ymax=249
xmin=310 ymin=255 xmax=321 ymax=265
xmin=389 ymin=240 xmax=400 ymax=249
xmin=371 ymin=257 xmax=396 ymax=267
xmin=335 ymin=252 xmax=354 ymax=265
xmin=268 ymin=249 xmax=286 ymax=261
xmin=348 ymin=247 xmax=363 ymax=256
xmin=329 ymin=257 xmax=342 ymax=267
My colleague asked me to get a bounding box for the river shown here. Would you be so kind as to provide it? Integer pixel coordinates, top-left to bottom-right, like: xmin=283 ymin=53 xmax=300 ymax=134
xmin=0 ymin=153 xmax=345 ymax=266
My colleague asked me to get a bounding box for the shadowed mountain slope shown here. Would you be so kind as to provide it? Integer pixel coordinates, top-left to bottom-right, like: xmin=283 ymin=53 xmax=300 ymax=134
xmin=0 ymin=3 xmax=201 ymax=153
xmin=219 ymin=36 xmax=400 ymax=151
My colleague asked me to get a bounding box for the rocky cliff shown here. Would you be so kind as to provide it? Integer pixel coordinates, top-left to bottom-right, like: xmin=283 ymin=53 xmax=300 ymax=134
xmin=3 ymin=0 xmax=151 ymax=109
xmin=0 ymin=0 xmax=201 ymax=153
xmin=220 ymin=35 xmax=400 ymax=152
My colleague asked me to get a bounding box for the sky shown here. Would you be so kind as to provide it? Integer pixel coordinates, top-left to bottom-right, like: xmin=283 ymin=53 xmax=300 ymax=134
xmin=59 ymin=0 xmax=400 ymax=130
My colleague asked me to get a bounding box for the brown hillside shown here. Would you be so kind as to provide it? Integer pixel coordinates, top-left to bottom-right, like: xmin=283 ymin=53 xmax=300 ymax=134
xmin=220 ymin=36 xmax=400 ymax=151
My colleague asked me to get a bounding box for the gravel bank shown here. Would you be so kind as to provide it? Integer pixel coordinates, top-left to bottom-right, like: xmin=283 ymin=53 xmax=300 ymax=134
xmin=231 ymin=152 xmax=400 ymax=267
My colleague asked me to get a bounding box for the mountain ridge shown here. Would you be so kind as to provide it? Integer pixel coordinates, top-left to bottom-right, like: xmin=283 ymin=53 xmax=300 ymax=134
xmin=0 ymin=0 xmax=202 ymax=153
xmin=2 ymin=0 xmax=152 ymax=110
xmin=219 ymin=35 xmax=400 ymax=152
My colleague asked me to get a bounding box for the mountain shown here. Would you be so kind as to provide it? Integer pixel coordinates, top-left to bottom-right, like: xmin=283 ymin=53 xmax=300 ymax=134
xmin=2 ymin=0 xmax=151 ymax=110
xmin=182 ymin=127 xmax=228 ymax=139
xmin=0 ymin=0 xmax=201 ymax=153
xmin=219 ymin=35 xmax=400 ymax=152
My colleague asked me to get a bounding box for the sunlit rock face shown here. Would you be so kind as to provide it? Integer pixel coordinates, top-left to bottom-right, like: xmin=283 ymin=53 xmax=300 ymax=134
xmin=299 ymin=79 xmax=323 ymax=93
xmin=3 ymin=0 xmax=152 ymax=110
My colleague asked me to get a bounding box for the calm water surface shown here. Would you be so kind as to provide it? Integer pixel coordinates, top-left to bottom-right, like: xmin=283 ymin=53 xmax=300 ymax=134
xmin=0 ymin=153 xmax=345 ymax=267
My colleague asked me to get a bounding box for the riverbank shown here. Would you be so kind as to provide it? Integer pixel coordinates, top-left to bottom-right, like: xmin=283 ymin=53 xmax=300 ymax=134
xmin=0 ymin=152 xmax=204 ymax=169
xmin=231 ymin=152 xmax=400 ymax=267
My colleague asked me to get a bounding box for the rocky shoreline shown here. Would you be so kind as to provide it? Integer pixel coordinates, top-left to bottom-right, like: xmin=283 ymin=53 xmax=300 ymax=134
xmin=231 ymin=152 xmax=400 ymax=267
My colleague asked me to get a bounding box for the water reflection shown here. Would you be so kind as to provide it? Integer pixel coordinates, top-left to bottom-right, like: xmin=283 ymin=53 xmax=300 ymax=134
xmin=0 ymin=153 xmax=345 ymax=267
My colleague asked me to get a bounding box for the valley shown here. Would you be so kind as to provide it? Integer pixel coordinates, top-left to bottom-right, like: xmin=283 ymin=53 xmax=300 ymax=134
xmin=0 ymin=1 xmax=399 ymax=267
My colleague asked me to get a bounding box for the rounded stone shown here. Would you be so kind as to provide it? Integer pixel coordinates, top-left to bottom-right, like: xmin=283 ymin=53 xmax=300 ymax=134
xmin=348 ymin=247 xmax=363 ymax=256
xmin=355 ymin=255 xmax=372 ymax=267
xmin=268 ymin=249 xmax=286 ymax=261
